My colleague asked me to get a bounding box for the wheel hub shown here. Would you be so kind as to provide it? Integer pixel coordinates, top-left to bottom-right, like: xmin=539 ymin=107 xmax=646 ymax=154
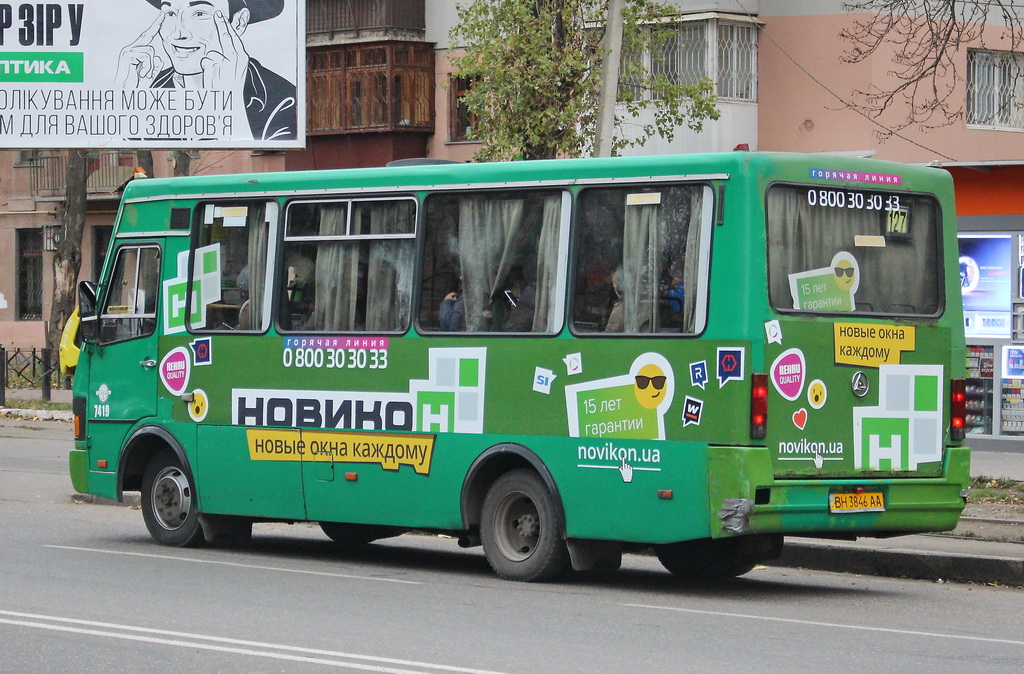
xmin=151 ymin=467 xmax=192 ymax=531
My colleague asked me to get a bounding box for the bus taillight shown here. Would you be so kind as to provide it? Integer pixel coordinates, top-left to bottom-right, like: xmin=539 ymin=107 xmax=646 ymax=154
xmin=950 ymin=378 xmax=966 ymax=442
xmin=750 ymin=373 xmax=769 ymax=440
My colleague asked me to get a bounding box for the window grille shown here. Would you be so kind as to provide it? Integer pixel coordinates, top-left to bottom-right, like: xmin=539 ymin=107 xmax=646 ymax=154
xmin=619 ymin=18 xmax=757 ymax=103
xmin=717 ymin=23 xmax=757 ymax=101
xmin=967 ymin=49 xmax=1024 ymax=129
xmin=17 ymin=228 xmax=43 ymax=321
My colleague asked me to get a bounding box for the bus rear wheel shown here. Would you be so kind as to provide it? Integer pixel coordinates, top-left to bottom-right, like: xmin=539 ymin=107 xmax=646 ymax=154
xmin=141 ymin=450 xmax=205 ymax=547
xmin=655 ymin=534 xmax=782 ymax=580
xmin=480 ymin=470 xmax=569 ymax=582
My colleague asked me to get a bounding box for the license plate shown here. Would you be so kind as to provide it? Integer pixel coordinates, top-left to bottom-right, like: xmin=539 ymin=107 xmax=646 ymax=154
xmin=829 ymin=491 xmax=885 ymax=513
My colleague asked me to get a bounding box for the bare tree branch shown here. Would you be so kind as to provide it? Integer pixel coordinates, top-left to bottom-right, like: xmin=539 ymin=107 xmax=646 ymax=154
xmin=841 ymin=0 xmax=1023 ymax=135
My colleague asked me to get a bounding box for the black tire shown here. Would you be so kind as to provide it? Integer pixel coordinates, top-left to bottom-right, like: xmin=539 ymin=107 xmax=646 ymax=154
xmin=319 ymin=522 xmax=403 ymax=546
xmin=480 ymin=469 xmax=570 ymax=582
xmin=141 ymin=450 xmax=205 ymax=547
xmin=655 ymin=534 xmax=782 ymax=580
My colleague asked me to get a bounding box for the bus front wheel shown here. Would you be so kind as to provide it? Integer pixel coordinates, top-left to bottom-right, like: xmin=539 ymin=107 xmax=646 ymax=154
xmin=141 ymin=450 xmax=205 ymax=547
xmin=480 ymin=469 xmax=569 ymax=582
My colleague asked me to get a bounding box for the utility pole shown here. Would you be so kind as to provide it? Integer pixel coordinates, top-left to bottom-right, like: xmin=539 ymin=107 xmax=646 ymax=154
xmin=594 ymin=0 xmax=625 ymax=157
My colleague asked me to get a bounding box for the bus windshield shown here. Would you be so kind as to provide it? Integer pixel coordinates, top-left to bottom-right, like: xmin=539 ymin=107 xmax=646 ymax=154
xmin=766 ymin=184 xmax=943 ymax=316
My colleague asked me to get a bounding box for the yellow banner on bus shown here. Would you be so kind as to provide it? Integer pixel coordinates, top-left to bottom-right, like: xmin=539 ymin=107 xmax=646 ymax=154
xmin=833 ymin=323 xmax=916 ymax=368
xmin=246 ymin=429 xmax=435 ymax=475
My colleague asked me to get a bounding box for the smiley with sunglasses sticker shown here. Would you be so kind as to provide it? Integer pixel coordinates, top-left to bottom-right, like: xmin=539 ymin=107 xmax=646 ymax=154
xmin=787 ymin=250 xmax=860 ymax=312
xmin=634 ymin=364 xmax=669 ymax=409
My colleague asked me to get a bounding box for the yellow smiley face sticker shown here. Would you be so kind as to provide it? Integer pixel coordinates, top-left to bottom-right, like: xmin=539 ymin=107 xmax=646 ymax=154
xmin=807 ymin=379 xmax=827 ymax=410
xmin=833 ymin=259 xmax=856 ymax=291
xmin=634 ymin=363 xmax=668 ymax=410
xmin=187 ymin=388 xmax=209 ymax=422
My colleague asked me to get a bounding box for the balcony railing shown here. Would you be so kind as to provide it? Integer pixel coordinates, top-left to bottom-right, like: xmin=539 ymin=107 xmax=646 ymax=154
xmin=307 ymin=0 xmax=425 ymax=39
xmin=308 ymin=42 xmax=434 ymax=133
xmin=28 ymin=150 xmax=138 ymax=195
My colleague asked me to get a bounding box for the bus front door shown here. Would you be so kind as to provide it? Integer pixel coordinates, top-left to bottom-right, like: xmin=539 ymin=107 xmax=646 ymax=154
xmin=85 ymin=244 xmax=162 ymax=495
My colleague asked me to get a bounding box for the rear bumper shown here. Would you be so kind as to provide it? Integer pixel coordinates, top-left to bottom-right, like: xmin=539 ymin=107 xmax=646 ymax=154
xmin=708 ymin=445 xmax=970 ymax=538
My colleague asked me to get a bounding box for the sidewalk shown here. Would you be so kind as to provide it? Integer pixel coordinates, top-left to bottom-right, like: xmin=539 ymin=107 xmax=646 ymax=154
xmin=2 ymin=395 xmax=1021 ymax=586
xmin=1 ymin=388 xmax=73 ymax=421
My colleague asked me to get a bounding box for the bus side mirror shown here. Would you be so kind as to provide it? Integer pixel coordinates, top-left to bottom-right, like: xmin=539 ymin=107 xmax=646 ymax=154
xmin=78 ymin=281 xmax=99 ymax=343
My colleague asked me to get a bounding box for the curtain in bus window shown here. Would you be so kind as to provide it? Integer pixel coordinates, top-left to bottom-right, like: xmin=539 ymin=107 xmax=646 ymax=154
xmin=312 ymin=206 xmax=356 ymax=331
xmin=622 ymin=202 xmax=660 ymax=332
xmin=365 ymin=202 xmax=415 ymax=331
xmin=532 ymin=196 xmax=561 ymax=332
xmin=766 ymin=188 xmax=940 ymax=315
xmin=681 ymin=188 xmax=704 ymax=332
xmin=241 ymin=203 xmax=268 ymax=330
xmin=458 ymin=198 xmax=526 ymax=331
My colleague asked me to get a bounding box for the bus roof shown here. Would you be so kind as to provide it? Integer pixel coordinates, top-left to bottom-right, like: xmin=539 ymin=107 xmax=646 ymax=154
xmin=120 ymin=151 xmax=952 ymax=203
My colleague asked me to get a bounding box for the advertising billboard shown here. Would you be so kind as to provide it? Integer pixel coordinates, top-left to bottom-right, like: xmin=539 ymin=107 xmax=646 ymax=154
xmin=958 ymin=234 xmax=1012 ymax=338
xmin=0 ymin=0 xmax=305 ymax=148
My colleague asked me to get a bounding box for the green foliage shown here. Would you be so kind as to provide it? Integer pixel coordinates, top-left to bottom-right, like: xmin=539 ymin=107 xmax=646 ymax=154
xmin=449 ymin=0 xmax=719 ymax=160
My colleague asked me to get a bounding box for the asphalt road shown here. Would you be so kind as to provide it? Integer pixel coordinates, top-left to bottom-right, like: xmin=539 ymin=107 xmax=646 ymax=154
xmin=2 ymin=422 xmax=1023 ymax=672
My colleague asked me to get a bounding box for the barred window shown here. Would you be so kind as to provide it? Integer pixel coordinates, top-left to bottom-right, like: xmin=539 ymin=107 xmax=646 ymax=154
xmin=622 ymin=18 xmax=757 ymax=103
xmin=717 ymin=23 xmax=757 ymax=101
xmin=967 ymin=49 xmax=1024 ymax=129
xmin=16 ymin=228 xmax=43 ymax=321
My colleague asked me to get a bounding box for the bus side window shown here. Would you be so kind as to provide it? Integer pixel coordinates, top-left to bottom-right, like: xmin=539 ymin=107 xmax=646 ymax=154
xmin=98 ymin=245 xmax=160 ymax=344
xmin=572 ymin=184 xmax=707 ymax=335
xmin=418 ymin=189 xmax=563 ymax=333
xmin=279 ymin=198 xmax=416 ymax=333
xmin=190 ymin=201 xmax=276 ymax=332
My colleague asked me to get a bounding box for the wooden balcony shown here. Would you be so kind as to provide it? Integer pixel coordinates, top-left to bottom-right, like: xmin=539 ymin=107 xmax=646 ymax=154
xmin=307 ymin=0 xmax=425 ymax=43
xmin=308 ymin=42 xmax=434 ymax=134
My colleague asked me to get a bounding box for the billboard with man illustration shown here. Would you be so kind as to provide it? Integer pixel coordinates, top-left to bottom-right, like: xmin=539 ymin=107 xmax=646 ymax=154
xmin=0 ymin=0 xmax=304 ymax=148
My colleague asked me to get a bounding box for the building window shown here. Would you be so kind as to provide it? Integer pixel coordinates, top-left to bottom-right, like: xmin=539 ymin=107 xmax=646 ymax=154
xmin=307 ymin=43 xmax=434 ymax=133
xmin=16 ymin=228 xmax=43 ymax=321
xmin=967 ymin=49 xmax=1024 ymax=129
xmin=450 ymin=76 xmax=478 ymax=142
xmin=625 ymin=17 xmax=757 ymax=103
xmin=15 ymin=149 xmax=42 ymax=166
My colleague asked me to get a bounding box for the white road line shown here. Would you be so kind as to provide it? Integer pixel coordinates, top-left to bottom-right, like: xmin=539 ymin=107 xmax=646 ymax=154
xmin=45 ymin=545 xmax=420 ymax=584
xmin=0 ymin=610 xmax=506 ymax=674
xmin=625 ymin=604 xmax=1024 ymax=647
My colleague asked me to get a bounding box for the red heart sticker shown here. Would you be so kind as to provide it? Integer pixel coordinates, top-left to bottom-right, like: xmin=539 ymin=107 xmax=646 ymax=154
xmin=792 ymin=408 xmax=808 ymax=430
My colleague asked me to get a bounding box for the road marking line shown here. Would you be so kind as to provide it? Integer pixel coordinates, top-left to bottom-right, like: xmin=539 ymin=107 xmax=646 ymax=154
xmin=45 ymin=544 xmax=420 ymax=584
xmin=0 ymin=610 xmax=506 ymax=674
xmin=625 ymin=604 xmax=1024 ymax=647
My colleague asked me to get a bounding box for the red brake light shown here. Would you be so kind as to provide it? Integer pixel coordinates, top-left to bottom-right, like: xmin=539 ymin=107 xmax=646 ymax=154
xmin=750 ymin=373 xmax=768 ymax=439
xmin=950 ymin=378 xmax=966 ymax=442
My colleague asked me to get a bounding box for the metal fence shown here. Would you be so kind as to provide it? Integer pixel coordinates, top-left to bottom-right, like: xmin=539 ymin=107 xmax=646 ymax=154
xmin=0 ymin=348 xmax=67 ymax=406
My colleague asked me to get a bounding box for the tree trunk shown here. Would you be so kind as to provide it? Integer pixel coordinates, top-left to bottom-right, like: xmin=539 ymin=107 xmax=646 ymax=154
xmin=173 ymin=150 xmax=191 ymax=177
xmin=46 ymin=150 xmax=89 ymax=355
xmin=136 ymin=149 xmax=154 ymax=178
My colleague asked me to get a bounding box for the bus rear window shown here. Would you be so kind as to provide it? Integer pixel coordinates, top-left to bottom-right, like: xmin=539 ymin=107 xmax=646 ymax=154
xmin=767 ymin=185 xmax=943 ymax=316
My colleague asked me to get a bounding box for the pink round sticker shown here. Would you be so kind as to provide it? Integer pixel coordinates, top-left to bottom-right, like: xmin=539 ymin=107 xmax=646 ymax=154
xmin=159 ymin=347 xmax=191 ymax=396
xmin=770 ymin=348 xmax=806 ymax=401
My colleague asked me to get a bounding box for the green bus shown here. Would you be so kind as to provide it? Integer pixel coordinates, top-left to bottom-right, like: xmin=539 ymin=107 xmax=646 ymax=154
xmin=64 ymin=151 xmax=970 ymax=582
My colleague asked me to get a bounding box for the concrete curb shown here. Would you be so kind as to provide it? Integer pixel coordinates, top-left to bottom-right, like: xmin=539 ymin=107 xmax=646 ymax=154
xmin=773 ymin=540 xmax=1024 ymax=587
xmin=0 ymin=407 xmax=73 ymax=422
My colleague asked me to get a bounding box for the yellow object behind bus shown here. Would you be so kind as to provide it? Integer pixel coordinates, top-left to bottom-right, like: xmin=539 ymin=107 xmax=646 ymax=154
xmin=59 ymin=307 xmax=81 ymax=376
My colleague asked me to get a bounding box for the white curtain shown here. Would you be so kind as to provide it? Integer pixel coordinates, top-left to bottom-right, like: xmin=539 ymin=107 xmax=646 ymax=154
xmin=622 ymin=203 xmax=661 ymax=333
xmin=366 ymin=203 xmax=415 ymax=331
xmin=532 ymin=196 xmax=562 ymax=332
xmin=242 ymin=203 xmax=269 ymax=330
xmin=458 ymin=199 xmax=526 ymax=331
xmin=311 ymin=205 xmax=357 ymax=331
